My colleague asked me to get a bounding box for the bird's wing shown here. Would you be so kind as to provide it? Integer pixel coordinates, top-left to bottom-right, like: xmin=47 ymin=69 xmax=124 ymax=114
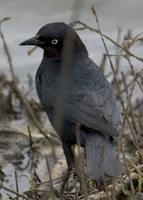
xmin=40 ymin=80 xmax=120 ymax=137
xmin=64 ymin=88 xmax=120 ymax=137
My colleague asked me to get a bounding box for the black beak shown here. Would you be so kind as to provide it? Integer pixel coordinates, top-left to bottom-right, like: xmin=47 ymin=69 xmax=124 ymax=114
xmin=19 ymin=34 xmax=44 ymax=46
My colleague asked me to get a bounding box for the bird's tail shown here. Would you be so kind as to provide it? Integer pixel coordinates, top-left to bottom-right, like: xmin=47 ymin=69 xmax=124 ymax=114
xmin=85 ymin=133 xmax=123 ymax=179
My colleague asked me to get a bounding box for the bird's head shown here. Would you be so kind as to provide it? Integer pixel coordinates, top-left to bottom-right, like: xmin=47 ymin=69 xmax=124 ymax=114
xmin=19 ymin=22 xmax=88 ymax=59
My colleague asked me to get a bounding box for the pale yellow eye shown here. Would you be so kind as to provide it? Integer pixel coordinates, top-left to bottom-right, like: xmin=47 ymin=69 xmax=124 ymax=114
xmin=51 ymin=39 xmax=58 ymax=44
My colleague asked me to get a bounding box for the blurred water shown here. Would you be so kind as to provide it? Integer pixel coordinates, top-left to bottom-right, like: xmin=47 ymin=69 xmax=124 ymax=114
xmin=1 ymin=0 xmax=143 ymax=75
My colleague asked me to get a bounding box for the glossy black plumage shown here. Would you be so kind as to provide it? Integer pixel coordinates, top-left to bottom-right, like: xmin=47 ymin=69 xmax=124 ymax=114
xmin=20 ymin=22 xmax=123 ymax=182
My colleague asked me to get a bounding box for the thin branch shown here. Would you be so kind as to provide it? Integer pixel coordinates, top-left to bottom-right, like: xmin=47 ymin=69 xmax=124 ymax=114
xmin=0 ymin=184 xmax=32 ymax=200
xmin=45 ymin=155 xmax=55 ymax=200
xmin=91 ymin=6 xmax=124 ymax=112
xmin=117 ymin=67 xmax=143 ymax=155
xmin=15 ymin=171 xmax=19 ymax=200
xmin=76 ymin=122 xmax=88 ymax=200
xmin=69 ymin=20 xmax=143 ymax=62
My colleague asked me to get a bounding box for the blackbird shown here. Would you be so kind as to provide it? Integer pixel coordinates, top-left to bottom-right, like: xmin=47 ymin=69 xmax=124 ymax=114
xmin=20 ymin=22 xmax=123 ymax=193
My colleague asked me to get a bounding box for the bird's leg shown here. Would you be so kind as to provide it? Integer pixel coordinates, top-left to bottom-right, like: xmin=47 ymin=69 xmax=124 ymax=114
xmin=59 ymin=141 xmax=74 ymax=196
xmin=59 ymin=162 xmax=73 ymax=196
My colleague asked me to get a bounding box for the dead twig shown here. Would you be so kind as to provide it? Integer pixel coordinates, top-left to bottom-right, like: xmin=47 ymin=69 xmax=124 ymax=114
xmin=0 ymin=184 xmax=32 ymax=200
xmin=118 ymin=67 xmax=143 ymax=156
xmin=69 ymin=20 xmax=143 ymax=62
xmin=91 ymin=5 xmax=124 ymax=113
xmin=76 ymin=122 xmax=88 ymax=200
xmin=99 ymin=144 xmax=110 ymax=200
xmin=45 ymin=155 xmax=55 ymax=200
xmin=15 ymin=171 xmax=19 ymax=200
